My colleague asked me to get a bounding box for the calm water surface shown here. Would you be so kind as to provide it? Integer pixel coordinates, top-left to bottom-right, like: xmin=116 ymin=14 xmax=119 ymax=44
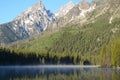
xmin=0 ymin=65 xmax=120 ymax=80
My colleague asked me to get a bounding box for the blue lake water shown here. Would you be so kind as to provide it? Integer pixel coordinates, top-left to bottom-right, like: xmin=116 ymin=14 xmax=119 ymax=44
xmin=0 ymin=65 xmax=120 ymax=80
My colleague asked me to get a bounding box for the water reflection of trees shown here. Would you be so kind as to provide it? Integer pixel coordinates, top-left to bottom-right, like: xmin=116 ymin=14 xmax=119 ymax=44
xmin=0 ymin=68 xmax=119 ymax=80
xmin=100 ymin=69 xmax=120 ymax=80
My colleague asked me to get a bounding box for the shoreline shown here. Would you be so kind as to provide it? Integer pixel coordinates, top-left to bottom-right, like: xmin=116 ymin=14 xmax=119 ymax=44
xmin=0 ymin=65 xmax=119 ymax=70
xmin=0 ymin=65 xmax=100 ymax=68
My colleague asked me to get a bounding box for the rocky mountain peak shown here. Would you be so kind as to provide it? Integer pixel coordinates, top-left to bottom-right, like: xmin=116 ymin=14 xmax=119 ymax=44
xmin=79 ymin=0 xmax=90 ymax=9
xmin=55 ymin=0 xmax=75 ymax=18
xmin=0 ymin=1 xmax=56 ymax=44
xmin=68 ymin=0 xmax=74 ymax=5
xmin=15 ymin=1 xmax=46 ymax=20
xmin=82 ymin=0 xmax=87 ymax=3
xmin=14 ymin=1 xmax=56 ymax=33
xmin=33 ymin=1 xmax=45 ymax=11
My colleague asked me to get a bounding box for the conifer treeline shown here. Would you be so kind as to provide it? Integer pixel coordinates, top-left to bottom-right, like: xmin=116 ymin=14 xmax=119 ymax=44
xmin=100 ymin=38 xmax=120 ymax=67
xmin=0 ymin=47 xmax=83 ymax=65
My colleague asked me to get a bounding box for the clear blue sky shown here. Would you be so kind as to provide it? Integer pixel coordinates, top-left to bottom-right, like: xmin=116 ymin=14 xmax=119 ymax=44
xmin=0 ymin=0 xmax=92 ymax=24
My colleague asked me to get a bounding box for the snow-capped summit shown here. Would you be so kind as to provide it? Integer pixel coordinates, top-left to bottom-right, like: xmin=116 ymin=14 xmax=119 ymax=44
xmin=55 ymin=0 xmax=75 ymax=18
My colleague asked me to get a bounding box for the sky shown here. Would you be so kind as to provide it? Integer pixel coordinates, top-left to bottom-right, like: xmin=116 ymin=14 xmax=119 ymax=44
xmin=0 ymin=0 xmax=92 ymax=24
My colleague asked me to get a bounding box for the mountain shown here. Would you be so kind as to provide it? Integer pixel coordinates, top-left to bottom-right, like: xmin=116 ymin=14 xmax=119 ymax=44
xmin=0 ymin=0 xmax=95 ymax=45
xmin=0 ymin=1 xmax=56 ymax=45
xmin=1 ymin=0 xmax=120 ymax=48
xmin=55 ymin=0 xmax=75 ymax=18
xmin=5 ymin=0 xmax=120 ymax=65
xmin=50 ymin=0 xmax=95 ymax=31
xmin=8 ymin=0 xmax=120 ymax=54
xmin=50 ymin=0 xmax=120 ymax=31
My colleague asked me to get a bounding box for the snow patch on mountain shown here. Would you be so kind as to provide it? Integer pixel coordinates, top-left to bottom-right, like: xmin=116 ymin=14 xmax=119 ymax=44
xmin=109 ymin=17 xmax=113 ymax=24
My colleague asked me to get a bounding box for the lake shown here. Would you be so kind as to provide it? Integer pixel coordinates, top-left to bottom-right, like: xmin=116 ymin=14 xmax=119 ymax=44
xmin=0 ymin=65 xmax=119 ymax=80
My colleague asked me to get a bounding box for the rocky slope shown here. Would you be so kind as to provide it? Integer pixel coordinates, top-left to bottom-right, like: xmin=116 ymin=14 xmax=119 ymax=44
xmin=50 ymin=0 xmax=96 ymax=31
